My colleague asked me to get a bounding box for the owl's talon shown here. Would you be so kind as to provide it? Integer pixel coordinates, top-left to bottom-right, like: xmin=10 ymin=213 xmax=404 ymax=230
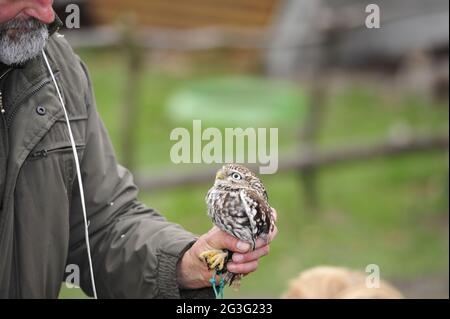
xmin=199 ymin=249 xmax=229 ymax=271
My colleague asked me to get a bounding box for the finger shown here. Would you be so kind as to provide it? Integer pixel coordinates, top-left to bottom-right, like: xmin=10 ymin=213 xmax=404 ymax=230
xmin=269 ymin=225 xmax=278 ymax=242
xmin=205 ymin=227 xmax=251 ymax=253
xmin=200 ymin=268 xmax=223 ymax=286
xmin=253 ymin=225 xmax=278 ymax=249
xmin=227 ymin=260 xmax=258 ymax=274
xmin=232 ymin=245 xmax=269 ymax=263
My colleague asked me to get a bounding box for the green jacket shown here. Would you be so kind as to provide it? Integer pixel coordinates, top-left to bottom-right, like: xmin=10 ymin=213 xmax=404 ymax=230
xmin=0 ymin=20 xmax=212 ymax=299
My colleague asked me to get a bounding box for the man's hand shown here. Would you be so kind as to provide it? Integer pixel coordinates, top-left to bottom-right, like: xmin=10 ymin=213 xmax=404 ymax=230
xmin=176 ymin=210 xmax=278 ymax=289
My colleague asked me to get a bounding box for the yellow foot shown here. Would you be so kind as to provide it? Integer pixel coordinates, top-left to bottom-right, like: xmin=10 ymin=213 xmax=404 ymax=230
xmin=199 ymin=249 xmax=229 ymax=271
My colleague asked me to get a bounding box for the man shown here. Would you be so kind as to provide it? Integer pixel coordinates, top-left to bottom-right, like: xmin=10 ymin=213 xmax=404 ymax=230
xmin=0 ymin=1 xmax=277 ymax=298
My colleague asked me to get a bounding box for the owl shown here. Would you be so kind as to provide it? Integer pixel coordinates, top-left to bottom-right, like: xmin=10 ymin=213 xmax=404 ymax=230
xmin=200 ymin=164 xmax=275 ymax=288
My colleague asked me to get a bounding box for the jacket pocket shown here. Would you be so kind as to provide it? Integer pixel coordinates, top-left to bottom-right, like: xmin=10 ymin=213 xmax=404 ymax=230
xmin=25 ymin=143 xmax=87 ymax=212
xmin=27 ymin=144 xmax=86 ymax=161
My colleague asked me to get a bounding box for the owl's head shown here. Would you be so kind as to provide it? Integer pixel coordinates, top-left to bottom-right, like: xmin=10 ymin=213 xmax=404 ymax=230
xmin=214 ymin=164 xmax=268 ymax=200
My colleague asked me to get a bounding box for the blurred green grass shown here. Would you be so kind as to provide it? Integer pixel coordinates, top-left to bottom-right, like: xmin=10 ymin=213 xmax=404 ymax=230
xmin=59 ymin=50 xmax=448 ymax=298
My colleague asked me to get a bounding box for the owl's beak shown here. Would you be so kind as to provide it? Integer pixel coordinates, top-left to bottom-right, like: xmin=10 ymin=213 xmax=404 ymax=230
xmin=215 ymin=170 xmax=225 ymax=180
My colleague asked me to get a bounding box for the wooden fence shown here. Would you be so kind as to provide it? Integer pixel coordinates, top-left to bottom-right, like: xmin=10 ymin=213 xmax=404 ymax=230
xmin=135 ymin=135 xmax=449 ymax=191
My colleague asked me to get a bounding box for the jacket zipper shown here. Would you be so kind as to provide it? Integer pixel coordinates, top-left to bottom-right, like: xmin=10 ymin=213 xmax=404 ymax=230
xmin=0 ymin=91 xmax=4 ymax=115
xmin=0 ymin=68 xmax=13 ymax=115
xmin=0 ymin=67 xmax=13 ymax=295
xmin=0 ymin=68 xmax=13 ymax=206
xmin=28 ymin=145 xmax=85 ymax=160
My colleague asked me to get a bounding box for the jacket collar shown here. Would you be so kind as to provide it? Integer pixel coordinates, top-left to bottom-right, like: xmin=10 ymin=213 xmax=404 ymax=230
xmin=48 ymin=14 xmax=63 ymax=37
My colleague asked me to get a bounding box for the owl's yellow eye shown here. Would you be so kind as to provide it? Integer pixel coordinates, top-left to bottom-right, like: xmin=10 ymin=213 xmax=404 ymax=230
xmin=231 ymin=172 xmax=242 ymax=180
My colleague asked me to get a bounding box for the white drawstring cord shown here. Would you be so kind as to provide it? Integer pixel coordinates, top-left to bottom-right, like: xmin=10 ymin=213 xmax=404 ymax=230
xmin=41 ymin=49 xmax=98 ymax=299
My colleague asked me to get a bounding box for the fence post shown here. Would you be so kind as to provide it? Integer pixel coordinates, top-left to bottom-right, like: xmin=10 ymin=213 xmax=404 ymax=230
xmin=299 ymin=84 xmax=326 ymax=212
xmin=298 ymin=26 xmax=340 ymax=212
xmin=120 ymin=14 xmax=143 ymax=172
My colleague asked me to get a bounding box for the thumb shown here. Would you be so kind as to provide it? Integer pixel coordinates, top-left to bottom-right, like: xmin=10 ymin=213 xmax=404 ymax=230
xmin=203 ymin=226 xmax=252 ymax=253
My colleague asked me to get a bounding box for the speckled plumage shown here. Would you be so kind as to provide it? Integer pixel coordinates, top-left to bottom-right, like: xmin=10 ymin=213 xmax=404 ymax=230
xmin=204 ymin=164 xmax=275 ymax=286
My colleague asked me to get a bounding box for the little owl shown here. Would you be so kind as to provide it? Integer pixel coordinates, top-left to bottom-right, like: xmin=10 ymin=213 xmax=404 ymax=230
xmin=200 ymin=164 xmax=275 ymax=288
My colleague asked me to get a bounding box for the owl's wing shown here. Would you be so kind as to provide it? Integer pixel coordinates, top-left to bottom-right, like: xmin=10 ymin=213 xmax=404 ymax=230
xmin=239 ymin=188 xmax=274 ymax=248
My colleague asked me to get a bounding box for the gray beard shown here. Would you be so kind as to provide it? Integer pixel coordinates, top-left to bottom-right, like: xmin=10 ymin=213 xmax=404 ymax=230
xmin=0 ymin=18 xmax=49 ymax=66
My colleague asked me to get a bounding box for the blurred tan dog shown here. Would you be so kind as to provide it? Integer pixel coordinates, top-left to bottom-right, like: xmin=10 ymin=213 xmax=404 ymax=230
xmin=282 ymin=266 xmax=403 ymax=299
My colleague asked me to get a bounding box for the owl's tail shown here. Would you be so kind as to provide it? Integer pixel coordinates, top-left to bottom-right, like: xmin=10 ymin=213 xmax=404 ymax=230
xmin=221 ymin=250 xmax=244 ymax=290
xmin=224 ymin=272 xmax=243 ymax=290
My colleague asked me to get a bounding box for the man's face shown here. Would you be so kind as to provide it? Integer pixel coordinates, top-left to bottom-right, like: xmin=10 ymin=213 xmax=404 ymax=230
xmin=0 ymin=0 xmax=54 ymax=24
xmin=0 ymin=0 xmax=55 ymax=66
